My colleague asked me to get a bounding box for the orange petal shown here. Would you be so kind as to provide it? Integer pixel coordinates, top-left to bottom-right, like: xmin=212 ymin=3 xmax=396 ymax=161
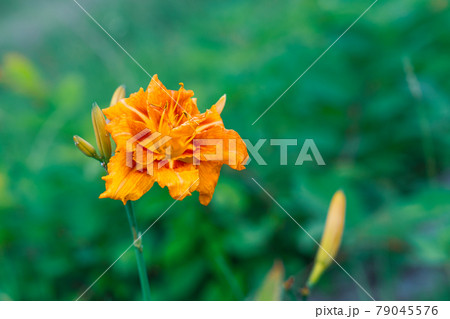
xmin=195 ymin=126 xmax=248 ymax=170
xmin=155 ymin=162 xmax=199 ymax=201
xmin=197 ymin=161 xmax=223 ymax=205
xmin=100 ymin=150 xmax=155 ymax=204
xmin=103 ymin=88 xmax=149 ymax=123
xmin=212 ymin=94 xmax=226 ymax=114
xmin=193 ymin=108 xmax=224 ymax=133
xmin=147 ymin=75 xmax=200 ymax=119
xmin=106 ymin=115 xmax=148 ymax=151
xmin=172 ymin=84 xmax=200 ymax=117
xmin=146 ymin=74 xmax=172 ymax=108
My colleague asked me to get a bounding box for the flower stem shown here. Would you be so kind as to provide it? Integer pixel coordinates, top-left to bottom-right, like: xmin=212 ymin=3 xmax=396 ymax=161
xmin=124 ymin=201 xmax=151 ymax=301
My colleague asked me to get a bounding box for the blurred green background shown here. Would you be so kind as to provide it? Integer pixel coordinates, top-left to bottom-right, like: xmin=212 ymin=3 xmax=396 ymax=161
xmin=1 ymin=0 xmax=449 ymax=301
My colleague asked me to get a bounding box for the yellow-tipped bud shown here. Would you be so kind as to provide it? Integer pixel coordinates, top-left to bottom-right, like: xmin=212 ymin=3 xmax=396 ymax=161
xmin=110 ymin=85 xmax=125 ymax=107
xmin=91 ymin=103 xmax=112 ymax=163
xmin=307 ymin=190 xmax=346 ymax=287
xmin=254 ymin=260 xmax=285 ymax=301
xmin=73 ymin=135 xmax=99 ymax=159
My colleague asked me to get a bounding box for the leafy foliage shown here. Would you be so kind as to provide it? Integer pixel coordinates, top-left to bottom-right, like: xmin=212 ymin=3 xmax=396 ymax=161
xmin=0 ymin=0 xmax=449 ymax=300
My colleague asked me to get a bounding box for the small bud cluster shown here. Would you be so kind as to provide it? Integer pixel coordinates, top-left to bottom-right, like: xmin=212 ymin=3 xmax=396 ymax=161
xmin=73 ymin=85 xmax=125 ymax=168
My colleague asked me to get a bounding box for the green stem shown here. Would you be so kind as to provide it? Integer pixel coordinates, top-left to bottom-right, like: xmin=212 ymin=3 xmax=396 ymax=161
xmin=124 ymin=201 xmax=151 ymax=301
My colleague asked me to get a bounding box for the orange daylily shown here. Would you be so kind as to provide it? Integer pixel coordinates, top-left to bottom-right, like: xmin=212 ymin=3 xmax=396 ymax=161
xmin=99 ymin=75 xmax=248 ymax=205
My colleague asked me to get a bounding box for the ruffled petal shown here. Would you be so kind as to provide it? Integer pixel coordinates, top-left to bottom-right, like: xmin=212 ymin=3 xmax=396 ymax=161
xmin=192 ymin=108 xmax=224 ymax=133
xmin=197 ymin=161 xmax=223 ymax=205
xmin=146 ymin=74 xmax=172 ymax=108
xmin=100 ymin=150 xmax=155 ymax=204
xmin=103 ymin=88 xmax=149 ymax=123
xmin=106 ymin=115 xmax=148 ymax=151
xmin=171 ymin=85 xmax=200 ymax=118
xmin=147 ymin=75 xmax=200 ymax=121
xmin=154 ymin=162 xmax=199 ymax=201
xmin=194 ymin=125 xmax=248 ymax=170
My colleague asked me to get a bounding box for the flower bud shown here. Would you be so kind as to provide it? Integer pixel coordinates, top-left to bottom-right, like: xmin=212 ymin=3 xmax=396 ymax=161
xmin=110 ymin=85 xmax=125 ymax=107
xmin=91 ymin=102 xmax=112 ymax=162
xmin=254 ymin=260 xmax=285 ymax=301
xmin=307 ymin=190 xmax=346 ymax=287
xmin=73 ymin=135 xmax=99 ymax=159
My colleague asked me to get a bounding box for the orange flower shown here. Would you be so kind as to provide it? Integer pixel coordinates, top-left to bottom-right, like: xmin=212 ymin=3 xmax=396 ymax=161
xmin=99 ymin=75 xmax=248 ymax=205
